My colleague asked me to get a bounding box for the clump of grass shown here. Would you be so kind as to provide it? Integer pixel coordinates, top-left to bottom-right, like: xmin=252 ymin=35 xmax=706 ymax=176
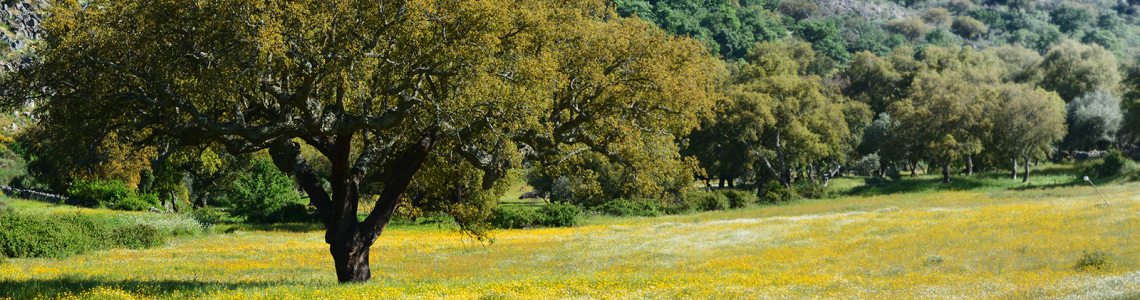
xmin=924 ymin=255 xmax=945 ymax=266
xmin=1074 ymin=251 xmax=1109 ymax=271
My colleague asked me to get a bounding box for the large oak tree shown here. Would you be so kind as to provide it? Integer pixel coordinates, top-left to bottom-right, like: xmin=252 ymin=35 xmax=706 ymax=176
xmin=0 ymin=0 xmax=722 ymax=282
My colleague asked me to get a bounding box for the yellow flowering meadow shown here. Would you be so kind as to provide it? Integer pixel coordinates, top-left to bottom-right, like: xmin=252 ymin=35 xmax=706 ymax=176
xmin=3 ymin=186 xmax=1140 ymax=299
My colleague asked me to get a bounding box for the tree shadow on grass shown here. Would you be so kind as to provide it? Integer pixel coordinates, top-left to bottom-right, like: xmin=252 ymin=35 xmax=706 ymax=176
xmin=841 ymin=170 xmax=1086 ymax=197
xmin=0 ymin=277 xmax=301 ymax=299
xmin=843 ymin=176 xmax=991 ymax=196
xmin=217 ymin=222 xmax=325 ymax=233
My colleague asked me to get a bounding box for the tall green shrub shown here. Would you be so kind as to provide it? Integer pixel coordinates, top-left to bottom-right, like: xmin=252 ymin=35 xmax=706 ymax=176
xmin=229 ymin=158 xmax=306 ymax=223
xmin=68 ymin=180 xmax=132 ymax=207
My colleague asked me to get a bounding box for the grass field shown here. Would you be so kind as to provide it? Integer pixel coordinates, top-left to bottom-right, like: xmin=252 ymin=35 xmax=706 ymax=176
xmin=3 ymin=166 xmax=1140 ymax=299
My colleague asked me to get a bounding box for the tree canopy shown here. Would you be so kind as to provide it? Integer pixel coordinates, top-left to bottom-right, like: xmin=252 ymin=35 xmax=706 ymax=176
xmin=1 ymin=0 xmax=723 ymax=283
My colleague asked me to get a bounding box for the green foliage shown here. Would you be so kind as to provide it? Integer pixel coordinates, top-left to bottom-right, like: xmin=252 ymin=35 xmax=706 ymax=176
xmin=951 ymin=16 xmax=987 ymax=39
xmin=885 ymin=17 xmax=929 ymax=42
xmin=488 ymin=203 xmax=579 ymax=228
xmin=67 ymin=180 xmax=132 ymax=208
xmin=760 ymin=182 xmax=801 ymax=203
xmin=488 ymin=206 xmax=540 ymax=229
xmin=535 ymin=203 xmax=581 ymax=227
xmin=850 ymin=153 xmax=881 ymax=176
xmin=966 ymin=8 xmax=1005 ymax=31
xmin=1081 ymin=29 xmax=1121 ymax=52
xmin=0 ymin=198 xmax=11 ymax=215
xmin=229 ymin=158 xmax=307 ymax=223
xmin=795 ymin=182 xmax=833 ymax=199
xmin=0 ymin=149 xmax=26 ymax=186
xmin=696 ymin=191 xmax=729 ymax=211
xmin=1050 ymin=3 xmax=1094 ymax=33
xmin=189 ymin=207 xmax=225 ymax=230
xmin=113 ymin=194 xmax=160 ymax=211
xmin=778 ymin=0 xmax=818 ymax=21
xmin=720 ymin=189 xmax=756 ymax=209
xmin=0 ymin=213 xmax=103 ymax=258
xmin=109 ymin=224 xmax=164 ymax=249
xmin=613 ymin=0 xmax=787 ymax=60
xmin=1064 ymin=89 xmax=1123 ymax=150
xmin=594 ymin=198 xmax=662 ymax=217
xmin=1095 ymin=151 xmax=1128 ymax=177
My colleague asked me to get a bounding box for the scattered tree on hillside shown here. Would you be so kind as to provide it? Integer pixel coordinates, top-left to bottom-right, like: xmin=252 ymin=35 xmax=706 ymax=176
xmin=889 ymin=46 xmax=999 ymax=183
xmin=1050 ymin=3 xmax=1095 ymax=33
xmin=886 ymin=17 xmax=930 ymax=42
xmin=951 ymin=16 xmax=988 ymax=39
xmin=1064 ymin=89 xmax=1123 ymax=151
xmin=0 ymin=0 xmax=722 ymax=283
xmin=1036 ymin=40 xmax=1120 ymax=102
xmin=986 ymin=44 xmax=1043 ymax=84
xmin=923 ymin=8 xmax=953 ymax=26
xmin=729 ymin=41 xmax=852 ymax=188
xmin=985 ymin=84 xmax=1066 ymax=181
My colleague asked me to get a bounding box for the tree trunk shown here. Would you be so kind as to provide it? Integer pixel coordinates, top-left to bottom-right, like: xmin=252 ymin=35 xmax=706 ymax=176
xmin=727 ymin=176 xmax=735 ymax=189
xmin=1011 ymin=158 xmax=1018 ymax=180
xmin=1022 ymin=153 xmax=1030 ymax=183
xmin=911 ymin=161 xmax=919 ymax=177
xmin=718 ymin=177 xmax=725 ymax=189
xmin=966 ymin=155 xmax=973 ymax=176
xmin=941 ymin=162 xmax=951 ymax=184
xmin=269 ymin=131 xmax=441 ymax=283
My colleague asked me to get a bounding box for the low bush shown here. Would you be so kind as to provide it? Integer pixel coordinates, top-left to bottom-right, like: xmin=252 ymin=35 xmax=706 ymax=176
xmin=796 ymin=182 xmax=833 ymax=199
xmin=1074 ymin=251 xmax=1109 ymax=271
xmin=113 ymin=194 xmax=160 ymax=211
xmin=259 ymin=203 xmax=317 ymax=223
xmin=110 ymin=224 xmax=164 ymax=249
xmin=190 ymin=207 xmax=225 ymax=230
xmin=536 ymin=203 xmax=580 ymax=227
xmin=1095 ymin=151 xmax=1128 ymax=178
xmin=68 ymin=180 xmax=132 ymax=207
xmin=594 ymin=198 xmax=662 ymax=217
xmin=0 ymin=198 xmax=12 ymax=215
xmin=0 ymin=212 xmax=171 ymax=258
xmin=720 ymin=190 xmax=756 ymax=209
xmin=488 ymin=206 xmax=540 ymax=229
xmin=696 ymin=192 xmax=729 ymax=211
xmin=489 ymin=203 xmax=580 ymax=229
xmin=0 ymin=213 xmax=101 ymax=258
xmin=760 ymin=183 xmax=800 ymax=204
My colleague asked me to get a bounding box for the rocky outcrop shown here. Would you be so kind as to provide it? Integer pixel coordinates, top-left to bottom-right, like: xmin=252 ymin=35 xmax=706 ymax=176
xmin=0 ymin=0 xmax=48 ymax=73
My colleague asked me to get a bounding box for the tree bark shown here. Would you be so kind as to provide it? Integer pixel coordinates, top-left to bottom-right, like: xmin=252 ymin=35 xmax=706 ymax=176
xmin=718 ymin=177 xmax=725 ymax=189
xmin=911 ymin=161 xmax=919 ymax=177
xmin=1022 ymin=153 xmax=1030 ymax=183
xmin=727 ymin=176 xmax=735 ymax=189
xmin=966 ymin=155 xmax=974 ymax=176
xmin=941 ymin=162 xmax=951 ymax=184
xmin=269 ymin=131 xmax=441 ymax=283
xmin=1011 ymin=158 xmax=1018 ymax=180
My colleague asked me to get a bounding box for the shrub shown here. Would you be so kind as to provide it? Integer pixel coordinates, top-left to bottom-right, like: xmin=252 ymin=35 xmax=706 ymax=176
xmin=760 ymin=183 xmax=800 ymax=203
xmin=229 ymin=158 xmax=307 ymax=223
xmin=536 ymin=203 xmax=580 ymax=227
xmin=190 ymin=207 xmax=225 ymax=229
xmin=263 ymin=203 xmax=318 ymax=223
xmin=0 ymin=213 xmax=106 ymax=258
xmin=110 ymin=224 xmax=164 ymax=249
xmin=1074 ymin=251 xmax=1109 ymax=271
xmin=796 ymin=183 xmax=832 ymax=199
xmin=1095 ymin=151 xmax=1128 ymax=177
xmin=68 ymin=179 xmax=132 ymax=207
xmin=682 ymin=190 xmax=728 ymax=212
xmin=0 ymin=198 xmax=12 ymax=215
xmin=113 ymin=194 xmax=160 ymax=211
xmin=850 ymin=153 xmax=881 ymax=176
xmin=488 ymin=206 xmax=540 ymax=229
xmin=721 ymin=190 xmax=756 ymax=209
xmin=595 ymin=198 xmax=662 ymax=217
